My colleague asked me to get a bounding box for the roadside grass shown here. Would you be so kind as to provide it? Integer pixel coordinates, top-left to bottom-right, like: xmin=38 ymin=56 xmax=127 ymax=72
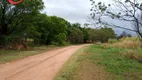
xmin=0 ymin=45 xmax=61 ymax=64
xmin=54 ymin=45 xmax=112 ymax=80
xmin=103 ymin=37 xmax=142 ymax=62
xmin=106 ymin=37 xmax=141 ymax=49
xmin=55 ymin=44 xmax=142 ymax=80
xmin=54 ymin=46 xmax=88 ymax=80
xmin=90 ymin=45 xmax=142 ymax=80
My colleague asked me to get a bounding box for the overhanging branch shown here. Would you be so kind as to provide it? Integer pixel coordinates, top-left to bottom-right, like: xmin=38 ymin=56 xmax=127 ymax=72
xmin=100 ymin=21 xmax=137 ymax=32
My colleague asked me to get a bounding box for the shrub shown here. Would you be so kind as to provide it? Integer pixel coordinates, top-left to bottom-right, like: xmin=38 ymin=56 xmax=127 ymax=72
xmin=108 ymin=39 xmax=118 ymax=44
xmin=54 ymin=33 xmax=67 ymax=45
xmin=0 ymin=36 xmax=12 ymax=47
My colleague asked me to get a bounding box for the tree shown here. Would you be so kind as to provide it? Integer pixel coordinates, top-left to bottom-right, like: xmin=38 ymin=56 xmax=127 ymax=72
xmin=88 ymin=28 xmax=116 ymax=43
xmin=67 ymin=23 xmax=84 ymax=44
xmin=33 ymin=15 xmax=68 ymax=45
xmin=82 ymin=23 xmax=90 ymax=43
xmin=32 ymin=13 xmax=51 ymax=44
xmin=49 ymin=16 xmax=67 ymax=45
xmin=118 ymin=31 xmax=132 ymax=39
xmin=90 ymin=0 xmax=142 ymax=44
xmin=0 ymin=0 xmax=44 ymax=36
xmin=0 ymin=0 xmax=44 ymax=47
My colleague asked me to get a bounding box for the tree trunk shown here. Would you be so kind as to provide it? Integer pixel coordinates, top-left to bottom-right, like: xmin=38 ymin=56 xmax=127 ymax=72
xmin=23 ymin=37 xmax=28 ymax=50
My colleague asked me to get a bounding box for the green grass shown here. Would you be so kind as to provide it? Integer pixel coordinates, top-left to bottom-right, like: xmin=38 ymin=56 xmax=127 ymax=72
xmin=89 ymin=45 xmax=142 ymax=80
xmin=55 ymin=44 xmax=142 ymax=80
xmin=54 ymin=46 xmax=89 ymax=80
xmin=0 ymin=45 xmax=61 ymax=64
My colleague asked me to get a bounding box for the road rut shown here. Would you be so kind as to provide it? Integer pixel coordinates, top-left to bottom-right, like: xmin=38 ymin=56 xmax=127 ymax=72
xmin=0 ymin=44 xmax=89 ymax=80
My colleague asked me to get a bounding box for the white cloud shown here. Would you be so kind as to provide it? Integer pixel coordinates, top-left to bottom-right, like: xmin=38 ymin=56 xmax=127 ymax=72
xmin=42 ymin=0 xmax=91 ymax=24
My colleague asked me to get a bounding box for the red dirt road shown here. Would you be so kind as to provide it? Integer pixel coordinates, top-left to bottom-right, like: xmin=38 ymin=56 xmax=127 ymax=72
xmin=0 ymin=44 xmax=89 ymax=80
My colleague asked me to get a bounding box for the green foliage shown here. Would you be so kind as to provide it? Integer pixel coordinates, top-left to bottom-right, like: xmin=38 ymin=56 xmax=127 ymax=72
xmin=88 ymin=28 xmax=116 ymax=43
xmin=67 ymin=23 xmax=116 ymax=44
xmin=67 ymin=24 xmax=84 ymax=44
xmin=82 ymin=27 xmax=89 ymax=43
xmin=32 ymin=15 xmax=68 ymax=45
xmin=0 ymin=36 xmax=12 ymax=47
xmin=54 ymin=33 xmax=66 ymax=45
xmin=0 ymin=0 xmax=44 ymax=47
xmin=108 ymin=39 xmax=118 ymax=44
xmin=0 ymin=0 xmax=44 ymax=35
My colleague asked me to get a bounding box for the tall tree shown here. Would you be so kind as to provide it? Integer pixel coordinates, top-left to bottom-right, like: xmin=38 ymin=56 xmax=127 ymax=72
xmin=0 ymin=0 xmax=44 ymax=37
xmin=67 ymin=23 xmax=84 ymax=44
xmin=0 ymin=0 xmax=44 ymax=47
xmin=33 ymin=15 xmax=68 ymax=45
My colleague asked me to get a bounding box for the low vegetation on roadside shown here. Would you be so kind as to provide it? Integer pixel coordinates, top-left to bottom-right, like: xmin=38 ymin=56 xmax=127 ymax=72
xmin=0 ymin=45 xmax=60 ymax=64
xmin=55 ymin=37 xmax=142 ymax=80
xmin=103 ymin=37 xmax=142 ymax=62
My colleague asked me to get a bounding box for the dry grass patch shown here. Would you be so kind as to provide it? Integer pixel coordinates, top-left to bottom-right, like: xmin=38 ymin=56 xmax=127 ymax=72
xmin=75 ymin=60 xmax=111 ymax=80
xmin=123 ymin=72 xmax=142 ymax=80
xmin=110 ymin=40 xmax=140 ymax=48
xmin=102 ymin=37 xmax=142 ymax=62
xmin=103 ymin=37 xmax=141 ymax=49
xmin=121 ymin=50 xmax=142 ymax=63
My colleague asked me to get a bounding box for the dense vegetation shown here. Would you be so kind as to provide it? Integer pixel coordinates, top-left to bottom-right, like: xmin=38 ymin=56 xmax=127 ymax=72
xmin=0 ymin=0 xmax=116 ymax=49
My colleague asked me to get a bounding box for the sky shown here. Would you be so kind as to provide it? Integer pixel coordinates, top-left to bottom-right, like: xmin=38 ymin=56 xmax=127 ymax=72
xmin=42 ymin=0 xmax=136 ymax=35
xmin=42 ymin=0 xmax=92 ymax=24
xmin=42 ymin=0 xmax=112 ymax=24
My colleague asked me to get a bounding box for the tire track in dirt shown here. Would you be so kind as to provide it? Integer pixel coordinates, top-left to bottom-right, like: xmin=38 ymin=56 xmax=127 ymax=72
xmin=6 ymin=47 xmax=74 ymax=79
xmin=0 ymin=44 xmax=90 ymax=80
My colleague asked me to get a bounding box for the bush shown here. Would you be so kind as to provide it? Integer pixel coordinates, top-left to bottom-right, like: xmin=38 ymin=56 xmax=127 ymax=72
xmin=0 ymin=36 xmax=12 ymax=46
xmin=108 ymin=39 xmax=118 ymax=44
xmin=54 ymin=33 xmax=66 ymax=45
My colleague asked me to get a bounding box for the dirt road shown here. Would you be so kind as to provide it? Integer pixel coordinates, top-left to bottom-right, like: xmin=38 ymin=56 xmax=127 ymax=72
xmin=0 ymin=44 xmax=89 ymax=80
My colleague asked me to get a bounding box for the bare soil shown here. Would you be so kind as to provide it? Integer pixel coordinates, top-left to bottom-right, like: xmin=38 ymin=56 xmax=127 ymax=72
xmin=0 ymin=44 xmax=89 ymax=80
